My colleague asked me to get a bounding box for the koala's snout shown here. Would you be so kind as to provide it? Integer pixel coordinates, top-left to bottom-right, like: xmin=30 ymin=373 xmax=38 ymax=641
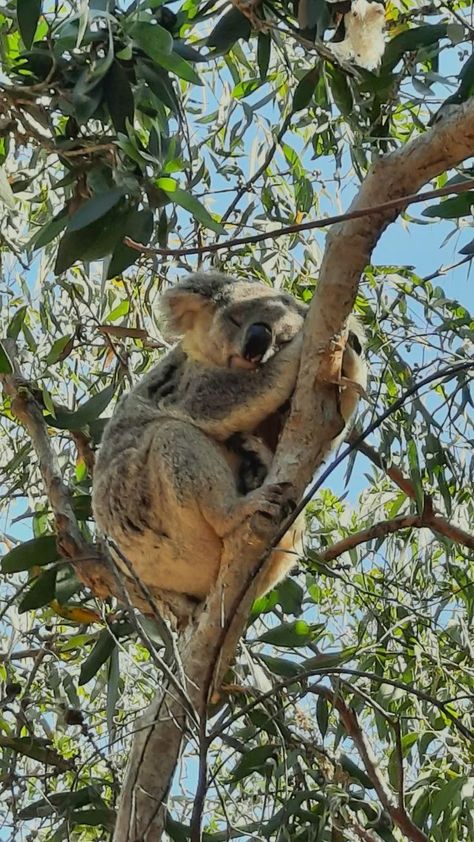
xmin=243 ymin=323 xmax=273 ymax=363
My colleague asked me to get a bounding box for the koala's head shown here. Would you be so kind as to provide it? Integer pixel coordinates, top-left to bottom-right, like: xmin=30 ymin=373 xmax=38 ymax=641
xmin=161 ymin=272 xmax=307 ymax=369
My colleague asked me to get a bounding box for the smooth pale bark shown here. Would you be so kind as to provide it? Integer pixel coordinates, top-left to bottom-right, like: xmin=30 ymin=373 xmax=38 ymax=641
xmin=110 ymin=98 xmax=474 ymax=840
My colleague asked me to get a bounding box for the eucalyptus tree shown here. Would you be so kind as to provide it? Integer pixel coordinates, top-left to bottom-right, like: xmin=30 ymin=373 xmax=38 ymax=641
xmin=0 ymin=1 xmax=474 ymax=841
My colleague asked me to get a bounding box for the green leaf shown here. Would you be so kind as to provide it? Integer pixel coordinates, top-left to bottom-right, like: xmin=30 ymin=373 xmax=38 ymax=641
xmin=106 ymin=646 xmax=120 ymax=740
xmin=407 ymin=437 xmax=424 ymax=513
xmin=7 ymin=306 xmax=27 ymax=340
xmin=54 ymin=208 xmax=127 ymax=273
xmin=1 ymin=534 xmax=58 ymax=573
xmin=32 ymin=208 xmax=68 ymax=249
xmin=232 ymin=78 xmax=262 ymax=99
xmin=430 ymin=777 xmax=464 ymax=824
xmin=164 ymin=186 xmax=223 ymax=234
xmin=459 ymin=236 xmax=474 ymax=255
xmin=422 ymin=192 xmax=474 ymax=219
xmin=250 ymin=589 xmax=279 ymax=617
xmin=172 ymin=41 xmax=207 ymax=63
xmin=131 ymin=21 xmax=174 ymax=60
xmin=456 ymin=53 xmax=474 ymax=101
xmin=316 ymin=694 xmax=329 ymax=738
xmin=104 ymin=60 xmax=134 ymax=133
xmin=79 ymin=629 xmax=116 ymax=685
xmin=259 ymin=654 xmax=303 ymax=678
xmin=105 ymin=300 xmax=129 ymax=321
xmin=44 ymin=334 xmax=74 ymax=365
xmin=298 ymin=0 xmax=329 ymax=38
xmin=230 ymin=745 xmax=277 ymax=782
xmin=276 ymin=578 xmax=304 ymax=616
xmin=137 ymin=59 xmax=178 ymax=111
xmin=0 ymin=165 xmax=16 ymax=209
xmin=207 ymin=7 xmax=251 ymax=52
xmin=107 ymin=208 xmax=154 ymax=277
xmin=328 ymin=66 xmax=353 ymax=117
xmin=388 ymin=732 xmax=419 ymax=787
xmin=19 ymin=567 xmax=58 ymax=612
xmin=259 ymin=620 xmax=316 ymax=647
xmin=257 ymin=32 xmax=271 ymax=80
xmin=72 ymin=495 xmax=93 ymax=521
xmin=382 ymin=24 xmax=448 ymax=72
xmin=68 ymin=808 xmax=116 ymax=830
xmin=46 ymin=383 xmax=115 ymax=430
xmin=0 ymin=735 xmax=71 ymax=771
xmin=17 ymin=0 xmax=42 ymax=50
xmin=151 ymin=49 xmax=202 ymax=85
xmin=304 ymin=646 xmax=359 ymax=670
xmin=293 ymin=65 xmax=319 ymax=112
xmin=340 ymin=754 xmax=375 ymax=789
xmin=79 ymin=622 xmax=134 ymax=685
xmin=72 ymin=74 xmax=104 ymax=124
xmin=55 ymin=564 xmax=82 ymax=603
xmin=0 ymin=340 xmax=13 ymax=374
xmin=19 ymin=787 xmax=102 ymax=819
xmin=67 ymin=187 xmax=125 ymax=232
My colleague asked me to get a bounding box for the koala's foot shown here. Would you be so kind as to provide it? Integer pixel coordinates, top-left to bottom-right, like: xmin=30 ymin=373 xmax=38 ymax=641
xmin=214 ymin=482 xmax=295 ymax=539
xmin=226 ymin=432 xmax=273 ymax=493
xmin=249 ymin=482 xmax=297 ymax=538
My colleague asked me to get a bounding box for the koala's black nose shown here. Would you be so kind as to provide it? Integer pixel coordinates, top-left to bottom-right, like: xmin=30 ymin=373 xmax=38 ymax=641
xmin=243 ymin=323 xmax=272 ymax=362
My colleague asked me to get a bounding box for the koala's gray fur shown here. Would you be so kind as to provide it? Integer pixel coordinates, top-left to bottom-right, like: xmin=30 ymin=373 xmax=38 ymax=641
xmin=92 ymin=273 xmax=366 ymax=622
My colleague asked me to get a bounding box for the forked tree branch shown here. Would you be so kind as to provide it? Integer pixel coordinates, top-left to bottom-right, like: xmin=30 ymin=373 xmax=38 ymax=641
xmin=352 ymin=436 xmax=474 ymax=550
xmin=114 ymin=99 xmax=474 ymax=841
xmin=318 ymin=509 xmax=474 ymax=563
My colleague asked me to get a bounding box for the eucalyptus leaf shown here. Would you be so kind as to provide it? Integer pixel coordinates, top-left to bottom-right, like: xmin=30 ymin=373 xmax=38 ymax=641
xmin=67 ymin=188 xmax=125 ymax=232
xmin=207 ymin=7 xmax=251 ymax=52
xmin=164 ymin=186 xmax=223 ymax=234
xmin=1 ymin=534 xmax=59 ymax=573
xmin=17 ymin=0 xmax=42 ymax=50
xmin=19 ymin=567 xmax=58 ymax=612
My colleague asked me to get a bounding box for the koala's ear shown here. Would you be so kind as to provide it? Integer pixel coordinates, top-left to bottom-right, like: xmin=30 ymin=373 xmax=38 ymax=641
xmin=161 ymin=287 xmax=214 ymax=333
xmin=160 ymin=273 xmax=232 ymax=333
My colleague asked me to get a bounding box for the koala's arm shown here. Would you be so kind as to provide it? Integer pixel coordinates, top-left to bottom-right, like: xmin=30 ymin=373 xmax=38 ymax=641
xmin=159 ymin=333 xmax=303 ymax=440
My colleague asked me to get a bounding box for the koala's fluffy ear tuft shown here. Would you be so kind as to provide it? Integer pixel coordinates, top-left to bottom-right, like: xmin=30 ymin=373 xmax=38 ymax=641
xmin=161 ymin=272 xmax=233 ymax=334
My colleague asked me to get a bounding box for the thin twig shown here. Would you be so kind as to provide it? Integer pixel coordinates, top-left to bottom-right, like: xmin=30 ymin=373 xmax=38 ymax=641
xmin=318 ymin=508 xmax=474 ymax=562
xmin=124 ymin=179 xmax=474 ymax=258
xmin=211 ymin=668 xmax=474 ymax=743
xmin=394 ymin=719 xmax=405 ymax=811
xmin=189 ymin=720 xmax=209 ymax=842
xmin=308 ymin=686 xmax=428 ymax=842
xmin=262 ymin=361 xmax=474 ymax=573
xmin=351 ymin=435 xmax=474 ymax=550
xmin=219 ymin=112 xmax=293 ymax=227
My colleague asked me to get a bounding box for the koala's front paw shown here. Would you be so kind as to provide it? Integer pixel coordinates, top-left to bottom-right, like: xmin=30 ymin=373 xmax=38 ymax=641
xmin=250 ymin=482 xmax=296 ymax=537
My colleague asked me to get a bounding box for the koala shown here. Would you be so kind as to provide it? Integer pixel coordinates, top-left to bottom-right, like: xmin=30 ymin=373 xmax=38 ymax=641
xmin=330 ymin=0 xmax=386 ymax=71
xmin=92 ymin=273 xmax=366 ymax=622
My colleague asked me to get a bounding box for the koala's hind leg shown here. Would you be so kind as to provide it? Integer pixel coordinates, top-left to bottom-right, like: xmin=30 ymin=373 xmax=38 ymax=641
xmin=151 ymin=420 xmax=293 ymax=540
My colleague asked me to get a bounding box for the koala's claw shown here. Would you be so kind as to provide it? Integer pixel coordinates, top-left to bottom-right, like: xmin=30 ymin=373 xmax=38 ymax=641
xmin=250 ymin=482 xmax=296 ymax=537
